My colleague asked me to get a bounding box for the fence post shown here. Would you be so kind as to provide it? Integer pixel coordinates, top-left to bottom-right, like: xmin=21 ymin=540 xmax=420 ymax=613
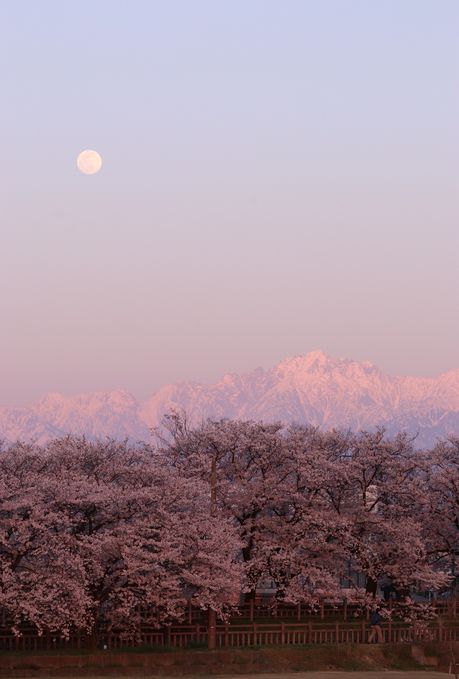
xmin=281 ymin=623 xmax=285 ymax=645
xmin=208 ymin=609 xmax=216 ymax=650
xmin=335 ymin=622 xmax=340 ymax=644
xmin=309 ymin=622 xmax=313 ymax=644
xmin=361 ymin=622 xmax=366 ymax=643
xmin=387 ymin=620 xmax=391 ymax=644
xmin=224 ymin=623 xmax=229 ymax=648
xmin=253 ymin=622 xmax=257 ymax=646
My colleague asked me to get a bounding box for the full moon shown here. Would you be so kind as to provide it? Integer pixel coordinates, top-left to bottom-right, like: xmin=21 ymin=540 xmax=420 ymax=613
xmin=77 ymin=149 xmax=103 ymax=175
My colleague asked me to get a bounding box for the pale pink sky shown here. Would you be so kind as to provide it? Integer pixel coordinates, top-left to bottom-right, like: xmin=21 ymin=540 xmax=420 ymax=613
xmin=1 ymin=1 xmax=458 ymax=405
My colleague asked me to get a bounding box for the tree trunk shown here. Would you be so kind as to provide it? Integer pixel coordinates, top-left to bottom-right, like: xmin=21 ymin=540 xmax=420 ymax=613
xmin=365 ymin=576 xmax=377 ymax=597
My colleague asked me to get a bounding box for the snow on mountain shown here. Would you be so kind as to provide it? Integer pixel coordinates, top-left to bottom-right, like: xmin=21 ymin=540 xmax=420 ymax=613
xmin=1 ymin=351 xmax=458 ymax=447
xmin=30 ymin=389 xmax=150 ymax=442
xmin=140 ymin=351 xmax=459 ymax=444
xmin=0 ymin=407 xmax=63 ymax=445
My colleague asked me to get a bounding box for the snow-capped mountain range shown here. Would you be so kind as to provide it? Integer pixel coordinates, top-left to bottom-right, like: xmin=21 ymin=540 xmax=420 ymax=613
xmin=1 ymin=351 xmax=459 ymax=447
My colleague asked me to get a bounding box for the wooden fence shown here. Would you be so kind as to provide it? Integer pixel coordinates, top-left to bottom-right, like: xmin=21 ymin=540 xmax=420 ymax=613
xmin=1 ymin=599 xmax=458 ymax=652
xmin=1 ymin=599 xmax=457 ymax=632
xmin=1 ymin=620 xmax=459 ymax=652
xmin=183 ymin=598 xmax=459 ymax=623
xmin=144 ymin=621 xmax=459 ymax=649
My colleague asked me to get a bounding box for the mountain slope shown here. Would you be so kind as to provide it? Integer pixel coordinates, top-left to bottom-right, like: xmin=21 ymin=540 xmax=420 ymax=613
xmin=1 ymin=351 xmax=458 ymax=447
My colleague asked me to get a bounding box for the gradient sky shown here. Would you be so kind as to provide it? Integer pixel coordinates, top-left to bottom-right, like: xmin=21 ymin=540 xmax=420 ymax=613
xmin=1 ymin=0 xmax=458 ymax=405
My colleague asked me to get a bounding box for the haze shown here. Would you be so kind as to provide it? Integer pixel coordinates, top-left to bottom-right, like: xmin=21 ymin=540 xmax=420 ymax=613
xmin=1 ymin=1 xmax=458 ymax=406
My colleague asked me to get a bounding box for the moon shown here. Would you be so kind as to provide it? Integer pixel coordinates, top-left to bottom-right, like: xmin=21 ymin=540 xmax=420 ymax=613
xmin=77 ymin=149 xmax=103 ymax=175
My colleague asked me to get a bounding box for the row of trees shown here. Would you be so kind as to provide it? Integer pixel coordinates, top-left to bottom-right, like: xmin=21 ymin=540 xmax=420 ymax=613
xmin=0 ymin=414 xmax=458 ymax=638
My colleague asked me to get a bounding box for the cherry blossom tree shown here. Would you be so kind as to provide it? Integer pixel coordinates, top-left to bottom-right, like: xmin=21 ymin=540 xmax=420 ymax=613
xmin=0 ymin=442 xmax=91 ymax=637
xmin=157 ymin=415 xmax=450 ymax=609
xmin=311 ymin=427 xmax=450 ymax=599
xmin=1 ymin=420 xmax=456 ymax=640
xmin=421 ymin=437 xmax=459 ymax=591
xmin=155 ymin=414 xmax=296 ymax=599
xmin=0 ymin=436 xmax=242 ymax=640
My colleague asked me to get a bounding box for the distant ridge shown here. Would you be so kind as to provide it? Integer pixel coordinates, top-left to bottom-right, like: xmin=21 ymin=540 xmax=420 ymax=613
xmin=1 ymin=351 xmax=458 ymax=447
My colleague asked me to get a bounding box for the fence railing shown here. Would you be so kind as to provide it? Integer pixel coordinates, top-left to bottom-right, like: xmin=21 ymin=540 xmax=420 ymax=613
xmin=1 ymin=621 xmax=459 ymax=652
xmin=182 ymin=598 xmax=459 ymax=624
xmin=1 ymin=599 xmax=457 ymax=634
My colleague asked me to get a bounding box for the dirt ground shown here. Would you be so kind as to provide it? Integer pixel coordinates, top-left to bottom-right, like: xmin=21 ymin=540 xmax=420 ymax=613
xmin=185 ymin=673 xmax=450 ymax=679
xmin=178 ymin=674 xmax=449 ymax=679
xmin=34 ymin=673 xmax=450 ymax=679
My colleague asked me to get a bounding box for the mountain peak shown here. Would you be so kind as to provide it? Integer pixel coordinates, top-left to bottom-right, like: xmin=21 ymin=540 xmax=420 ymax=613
xmin=276 ymin=350 xmax=338 ymax=375
xmin=275 ymin=351 xmax=382 ymax=377
xmin=303 ymin=349 xmax=330 ymax=365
